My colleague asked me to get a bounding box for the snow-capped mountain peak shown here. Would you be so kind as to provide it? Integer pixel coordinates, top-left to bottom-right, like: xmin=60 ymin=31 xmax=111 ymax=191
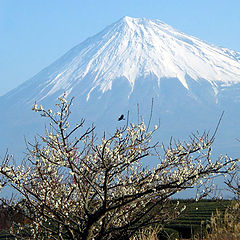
xmin=4 ymin=16 xmax=240 ymax=103
xmin=1 ymin=16 xmax=240 ymax=163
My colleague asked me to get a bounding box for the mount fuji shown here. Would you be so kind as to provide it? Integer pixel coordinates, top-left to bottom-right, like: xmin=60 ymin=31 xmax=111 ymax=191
xmin=1 ymin=16 xmax=240 ymax=158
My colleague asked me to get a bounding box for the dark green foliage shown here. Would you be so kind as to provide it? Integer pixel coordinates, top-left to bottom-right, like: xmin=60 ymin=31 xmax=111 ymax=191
xmin=164 ymin=199 xmax=231 ymax=238
xmin=157 ymin=228 xmax=179 ymax=240
xmin=0 ymin=232 xmax=14 ymax=239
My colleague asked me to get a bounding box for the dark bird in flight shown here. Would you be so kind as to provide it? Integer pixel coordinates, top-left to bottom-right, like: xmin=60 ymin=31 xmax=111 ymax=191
xmin=118 ymin=114 xmax=125 ymax=121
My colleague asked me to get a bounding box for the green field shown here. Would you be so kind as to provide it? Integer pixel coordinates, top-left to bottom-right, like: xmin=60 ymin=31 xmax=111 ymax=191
xmin=160 ymin=199 xmax=232 ymax=239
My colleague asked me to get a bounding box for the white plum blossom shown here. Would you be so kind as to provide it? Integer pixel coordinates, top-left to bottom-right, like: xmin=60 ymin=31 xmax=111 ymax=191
xmin=0 ymin=96 xmax=239 ymax=240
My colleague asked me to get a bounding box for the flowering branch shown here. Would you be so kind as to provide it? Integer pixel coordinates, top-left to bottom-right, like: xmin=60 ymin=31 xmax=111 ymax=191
xmin=0 ymin=95 xmax=238 ymax=240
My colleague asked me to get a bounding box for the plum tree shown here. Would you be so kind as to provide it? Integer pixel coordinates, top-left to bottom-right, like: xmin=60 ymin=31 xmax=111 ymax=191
xmin=0 ymin=95 xmax=238 ymax=240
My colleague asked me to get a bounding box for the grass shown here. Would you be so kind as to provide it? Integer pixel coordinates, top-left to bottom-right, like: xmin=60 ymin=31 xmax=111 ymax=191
xmin=131 ymin=226 xmax=160 ymax=240
xmin=133 ymin=199 xmax=239 ymax=240
xmin=163 ymin=199 xmax=231 ymax=239
xmin=198 ymin=201 xmax=240 ymax=240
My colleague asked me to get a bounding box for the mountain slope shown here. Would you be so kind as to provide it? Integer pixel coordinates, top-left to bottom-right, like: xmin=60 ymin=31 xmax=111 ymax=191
xmin=3 ymin=16 xmax=240 ymax=104
xmin=1 ymin=16 xmax=240 ymax=158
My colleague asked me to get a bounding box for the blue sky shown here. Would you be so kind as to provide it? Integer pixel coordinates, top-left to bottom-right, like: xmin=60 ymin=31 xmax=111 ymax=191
xmin=0 ymin=0 xmax=239 ymax=96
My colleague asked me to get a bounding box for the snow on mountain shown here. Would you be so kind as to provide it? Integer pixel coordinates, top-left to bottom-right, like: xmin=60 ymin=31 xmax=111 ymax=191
xmin=4 ymin=16 xmax=240 ymax=104
xmin=1 ymin=16 xmax=240 ymax=159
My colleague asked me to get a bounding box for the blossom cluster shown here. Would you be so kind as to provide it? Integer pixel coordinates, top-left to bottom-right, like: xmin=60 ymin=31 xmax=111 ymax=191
xmin=0 ymin=96 xmax=238 ymax=240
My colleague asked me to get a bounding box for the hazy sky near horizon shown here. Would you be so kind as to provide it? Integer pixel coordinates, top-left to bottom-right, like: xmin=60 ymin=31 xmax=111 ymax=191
xmin=0 ymin=0 xmax=240 ymax=96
